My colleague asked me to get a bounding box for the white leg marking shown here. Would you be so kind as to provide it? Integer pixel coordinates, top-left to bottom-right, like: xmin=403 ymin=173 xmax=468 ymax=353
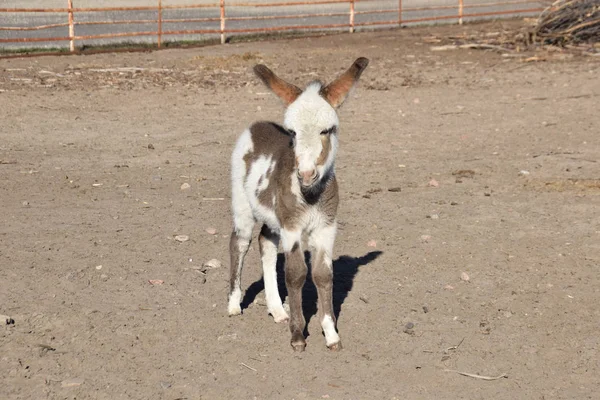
xmin=322 ymin=314 xmax=340 ymax=347
xmin=261 ymin=236 xmax=288 ymax=323
xmin=228 ymin=287 xmax=242 ymax=316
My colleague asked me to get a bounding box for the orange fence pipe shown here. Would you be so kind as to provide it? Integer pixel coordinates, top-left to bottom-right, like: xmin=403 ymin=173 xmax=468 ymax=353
xmin=0 ymin=0 xmax=546 ymax=50
xmin=68 ymin=0 xmax=74 ymax=52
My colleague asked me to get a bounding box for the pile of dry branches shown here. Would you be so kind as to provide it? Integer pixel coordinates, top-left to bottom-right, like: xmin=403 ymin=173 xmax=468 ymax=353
xmin=534 ymin=0 xmax=600 ymax=44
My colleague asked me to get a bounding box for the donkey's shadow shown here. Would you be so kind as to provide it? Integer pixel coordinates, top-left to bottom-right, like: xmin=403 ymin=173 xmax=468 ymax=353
xmin=241 ymin=251 xmax=382 ymax=333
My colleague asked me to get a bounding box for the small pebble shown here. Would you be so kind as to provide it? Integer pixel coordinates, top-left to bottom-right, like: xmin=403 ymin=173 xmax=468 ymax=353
xmin=148 ymin=143 xmax=155 ymax=150
xmin=61 ymin=378 xmax=84 ymax=388
xmin=180 ymin=182 xmax=191 ymax=190
xmin=95 ymin=265 xmax=102 ymax=270
xmin=206 ymin=228 xmax=217 ymax=235
xmin=422 ymin=306 xmax=429 ymax=313
xmin=519 ymin=170 xmax=530 ymax=176
xmin=148 ymin=279 xmax=164 ymax=285
xmin=159 ymin=381 xmax=172 ymax=389
xmin=202 ymin=258 xmax=222 ymax=271
xmin=175 ymin=235 xmax=189 ymax=242
xmin=420 ymin=234 xmax=431 ymax=242
xmin=367 ymin=239 xmax=377 ymax=248
xmin=22 ymin=201 xmax=30 ymax=207
xmin=460 ymin=271 xmax=470 ymax=281
xmin=428 ymin=178 xmax=439 ymax=187
xmin=430 ymin=214 xmax=439 ymax=219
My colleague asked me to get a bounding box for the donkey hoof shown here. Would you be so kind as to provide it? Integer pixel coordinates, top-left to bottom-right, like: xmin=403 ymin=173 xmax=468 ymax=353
xmin=227 ymin=304 xmax=242 ymax=317
xmin=270 ymin=309 xmax=290 ymax=324
xmin=327 ymin=341 xmax=343 ymax=351
xmin=291 ymin=341 xmax=306 ymax=352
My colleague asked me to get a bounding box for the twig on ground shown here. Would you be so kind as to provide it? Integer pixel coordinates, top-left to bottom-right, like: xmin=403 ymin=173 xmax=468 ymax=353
xmin=445 ymin=337 xmax=465 ymax=353
xmin=430 ymin=44 xmax=513 ymax=52
xmin=445 ymin=369 xmax=508 ymax=380
xmin=240 ymin=362 xmax=257 ymax=372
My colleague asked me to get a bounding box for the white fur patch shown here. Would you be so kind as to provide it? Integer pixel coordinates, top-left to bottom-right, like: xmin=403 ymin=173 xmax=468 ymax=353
xmin=308 ymin=222 xmax=337 ymax=267
xmin=260 ymin=234 xmax=289 ymax=323
xmin=321 ymin=314 xmax=340 ymax=346
xmin=245 ymin=155 xmax=280 ymax=231
xmin=284 ymin=83 xmax=339 ymax=177
xmin=280 ymin=229 xmax=302 ymax=253
xmin=231 ymin=129 xmax=255 ymax=238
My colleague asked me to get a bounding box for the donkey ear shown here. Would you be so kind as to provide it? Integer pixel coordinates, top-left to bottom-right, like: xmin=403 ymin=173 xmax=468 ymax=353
xmin=254 ymin=64 xmax=302 ymax=106
xmin=320 ymin=57 xmax=369 ymax=108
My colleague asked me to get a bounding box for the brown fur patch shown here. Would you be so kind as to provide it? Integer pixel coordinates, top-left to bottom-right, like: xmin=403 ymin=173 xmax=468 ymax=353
xmin=316 ymin=135 xmax=331 ymax=167
xmin=285 ymin=244 xmax=308 ymax=349
xmin=246 ymin=122 xmax=339 ymax=230
xmin=311 ymin=249 xmax=336 ymax=330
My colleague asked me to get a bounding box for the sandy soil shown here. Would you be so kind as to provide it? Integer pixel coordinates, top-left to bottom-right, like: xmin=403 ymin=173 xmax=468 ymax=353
xmin=1 ymin=20 xmax=599 ymax=400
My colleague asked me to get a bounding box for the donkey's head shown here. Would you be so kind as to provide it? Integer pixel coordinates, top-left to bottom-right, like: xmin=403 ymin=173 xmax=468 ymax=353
xmin=254 ymin=58 xmax=369 ymax=188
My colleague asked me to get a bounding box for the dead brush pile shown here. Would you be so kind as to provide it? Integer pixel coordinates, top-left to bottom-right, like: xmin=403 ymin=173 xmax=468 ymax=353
xmin=533 ymin=0 xmax=600 ymax=45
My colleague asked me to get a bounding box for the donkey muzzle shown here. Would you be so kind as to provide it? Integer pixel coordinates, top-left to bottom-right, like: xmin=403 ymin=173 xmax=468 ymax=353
xmin=297 ymin=170 xmax=318 ymax=187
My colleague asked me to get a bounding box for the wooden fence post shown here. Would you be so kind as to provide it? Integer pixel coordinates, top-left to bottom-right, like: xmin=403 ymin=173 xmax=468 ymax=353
xmin=68 ymin=0 xmax=74 ymax=52
xmin=158 ymin=0 xmax=162 ymax=47
xmin=398 ymin=0 xmax=403 ymax=27
xmin=459 ymin=0 xmax=464 ymax=25
xmin=220 ymin=0 xmax=226 ymax=44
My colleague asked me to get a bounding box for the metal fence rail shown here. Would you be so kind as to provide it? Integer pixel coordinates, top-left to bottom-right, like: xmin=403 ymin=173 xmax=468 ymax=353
xmin=0 ymin=0 xmax=545 ymax=53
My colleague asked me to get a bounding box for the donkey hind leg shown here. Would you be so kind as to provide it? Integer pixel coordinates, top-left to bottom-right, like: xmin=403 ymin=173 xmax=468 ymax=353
xmin=227 ymin=210 xmax=254 ymax=317
xmin=309 ymin=223 xmax=341 ymax=350
xmin=281 ymin=229 xmax=308 ymax=351
xmin=259 ymin=225 xmax=289 ymax=323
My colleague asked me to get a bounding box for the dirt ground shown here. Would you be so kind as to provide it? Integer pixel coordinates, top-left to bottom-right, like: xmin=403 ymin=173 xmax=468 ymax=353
xmin=1 ymin=19 xmax=599 ymax=400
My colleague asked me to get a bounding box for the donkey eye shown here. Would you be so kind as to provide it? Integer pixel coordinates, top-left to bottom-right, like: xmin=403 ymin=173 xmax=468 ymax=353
xmin=320 ymin=127 xmax=336 ymax=135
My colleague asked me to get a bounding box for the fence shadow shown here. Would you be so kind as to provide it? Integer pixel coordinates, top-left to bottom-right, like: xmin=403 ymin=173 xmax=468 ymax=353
xmin=241 ymin=250 xmax=382 ymax=337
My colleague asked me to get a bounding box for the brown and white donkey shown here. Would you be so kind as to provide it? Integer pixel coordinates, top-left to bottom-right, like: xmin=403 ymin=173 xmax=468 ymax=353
xmin=227 ymin=57 xmax=369 ymax=351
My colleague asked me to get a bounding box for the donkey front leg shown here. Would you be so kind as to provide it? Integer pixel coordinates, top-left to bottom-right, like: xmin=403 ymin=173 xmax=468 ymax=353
xmin=309 ymin=223 xmax=341 ymax=350
xmin=282 ymin=229 xmax=308 ymax=351
xmin=259 ymin=225 xmax=289 ymax=323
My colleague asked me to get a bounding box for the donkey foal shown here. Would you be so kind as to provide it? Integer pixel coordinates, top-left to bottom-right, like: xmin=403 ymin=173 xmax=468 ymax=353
xmin=228 ymin=57 xmax=369 ymax=351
